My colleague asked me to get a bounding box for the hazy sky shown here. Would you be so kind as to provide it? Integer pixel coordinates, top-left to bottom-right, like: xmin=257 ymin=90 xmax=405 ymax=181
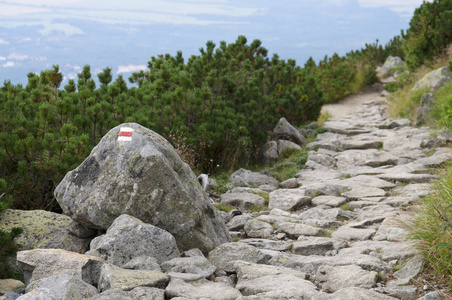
xmin=0 ymin=0 xmax=429 ymax=84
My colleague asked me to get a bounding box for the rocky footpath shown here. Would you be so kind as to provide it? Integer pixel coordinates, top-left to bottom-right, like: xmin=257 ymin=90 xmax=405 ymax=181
xmin=1 ymin=83 xmax=452 ymax=299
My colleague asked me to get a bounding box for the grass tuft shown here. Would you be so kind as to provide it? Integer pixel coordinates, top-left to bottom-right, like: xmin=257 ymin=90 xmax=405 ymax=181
xmin=407 ymin=162 xmax=452 ymax=278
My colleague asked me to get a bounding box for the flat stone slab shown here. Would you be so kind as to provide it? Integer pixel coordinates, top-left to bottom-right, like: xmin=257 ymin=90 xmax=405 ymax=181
xmin=335 ymin=149 xmax=398 ymax=169
xmin=337 ymin=175 xmax=397 ymax=189
xmin=278 ymin=222 xmax=323 ymax=238
xmin=373 ymin=216 xmax=410 ymax=242
xmin=313 ymin=287 xmax=398 ymax=299
xmin=377 ymin=173 xmax=437 ymax=184
xmin=269 ymin=253 xmax=391 ymax=274
xmin=292 ymin=237 xmax=334 ymax=256
xmin=331 ymin=226 xmax=376 ymax=241
xmin=341 ymin=187 xmax=387 ymax=200
xmin=166 ymin=278 xmax=241 ymax=300
xmin=338 ymin=140 xmax=383 ymax=150
xmin=239 ymin=239 xmax=293 ymax=252
xmin=316 ymin=265 xmax=377 ymax=292
xmin=415 ymin=147 xmax=452 ymax=167
xmin=324 ymin=121 xmax=372 ymax=135
xmin=391 ymin=183 xmax=433 ymax=197
xmin=220 ymin=193 xmax=265 ymax=210
xmin=312 ymin=196 xmax=347 ymax=207
xmin=268 ymin=189 xmax=311 ymax=211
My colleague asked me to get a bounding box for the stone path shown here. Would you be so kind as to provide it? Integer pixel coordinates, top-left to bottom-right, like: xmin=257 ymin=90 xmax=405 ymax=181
xmin=6 ymin=88 xmax=452 ymax=300
xmin=220 ymin=88 xmax=452 ymax=299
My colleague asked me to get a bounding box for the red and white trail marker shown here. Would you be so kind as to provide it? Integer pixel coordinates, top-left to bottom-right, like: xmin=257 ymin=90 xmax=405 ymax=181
xmin=118 ymin=127 xmax=134 ymax=142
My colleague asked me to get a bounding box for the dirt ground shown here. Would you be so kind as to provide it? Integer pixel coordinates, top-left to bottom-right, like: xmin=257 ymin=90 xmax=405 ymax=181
xmin=321 ymin=84 xmax=386 ymax=119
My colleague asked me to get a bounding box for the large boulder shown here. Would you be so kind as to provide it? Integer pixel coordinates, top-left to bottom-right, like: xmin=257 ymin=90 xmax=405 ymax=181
xmin=0 ymin=209 xmax=92 ymax=253
xmin=54 ymin=123 xmax=231 ymax=254
xmin=412 ymin=66 xmax=452 ymax=91
xmin=86 ymin=214 xmax=180 ymax=266
xmin=378 ymin=56 xmax=404 ymax=76
xmin=271 ymin=117 xmax=307 ymax=146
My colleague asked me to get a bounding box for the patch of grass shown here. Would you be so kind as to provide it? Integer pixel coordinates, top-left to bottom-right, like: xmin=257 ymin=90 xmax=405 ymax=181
xmin=320 ymin=227 xmax=336 ymax=238
xmin=212 ymin=171 xmax=232 ymax=194
xmin=407 ymin=162 xmax=452 ymax=278
xmin=247 ymin=204 xmax=268 ymax=213
xmin=377 ymin=272 xmax=387 ymax=282
xmin=393 ymin=261 xmax=408 ymax=272
xmin=257 ymin=192 xmax=270 ymax=206
xmin=340 ymin=203 xmax=354 ymax=212
xmin=316 ymin=111 xmax=332 ymax=126
xmin=429 ymin=82 xmax=452 ymax=129
xmin=214 ymin=203 xmax=235 ymax=213
xmin=271 ymin=149 xmax=309 ymax=182
xmin=387 ymin=87 xmax=428 ymax=120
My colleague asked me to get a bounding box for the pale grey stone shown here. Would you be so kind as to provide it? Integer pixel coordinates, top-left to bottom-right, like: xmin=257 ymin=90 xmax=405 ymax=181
xmin=412 ymin=66 xmax=452 ymax=91
xmin=376 ymin=173 xmax=437 ymax=184
xmin=335 ymin=149 xmax=398 ymax=169
xmin=86 ymin=287 xmax=165 ymax=300
xmin=323 ymin=121 xmax=371 ymax=135
xmin=181 ymin=248 xmax=204 ymax=258
xmin=160 ymin=256 xmax=216 ymax=278
xmin=236 ymin=290 xmax=304 ymax=300
xmin=373 ymin=215 xmax=410 ymax=242
xmin=233 ymin=260 xmax=306 ymax=281
xmin=86 ymin=214 xmax=180 ymax=265
xmin=304 ymin=182 xmax=348 ymax=197
xmin=229 ymin=168 xmax=279 ymax=188
xmin=338 ymin=175 xmax=397 ymax=189
xmin=312 ymin=196 xmax=347 ymax=207
xmin=392 ymin=183 xmax=433 ymax=197
xmin=16 ymin=249 xmax=105 ymax=286
xmin=379 ymin=56 xmax=404 ymax=76
xmin=279 ymin=178 xmax=299 ymax=189
xmin=418 ymin=291 xmax=441 ymax=300
xmin=236 ymin=274 xmax=318 ymax=298
xmin=307 ymin=152 xmax=336 ymax=168
xmin=316 ymin=265 xmax=377 ymax=292
xmin=165 ymin=278 xmax=241 ymax=300
xmin=208 ymin=242 xmax=267 ymax=275
xmin=55 ymin=123 xmax=230 ymax=254
xmin=23 ymin=273 xmax=97 ymax=299
xmin=292 ymin=237 xmax=334 ymax=255
xmin=313 ymin=287 xmax=398 ymax=300
xmin=415 ymin=147 xmax=452 ymax=167
xmin=122 ymin=256 xmax=161 ymax=272
xmin=372 ymin=286 xmax=417 ymax=300
xmin=268 ymin=189 xmax=311 ymax=211
xmin=338 ymin=139 xmax=383 ymax=150
xmin=331 ymin=226 xmax=376 ymax=241
xmin=271 ymin=117 xmax=308 ymax=146
xmin=239 ymin=239 xmax=293 ymax=251
xmin=277 ymin=139 xmax=302 ymax=155
xmin=388 ymin=257 xmax=424 ymax=287
xmin=220 ymin=193 xmax=265 ymax=210
xmin=226 ymin=214 xmax=251 ymax=231
xmin=378 ymin=119 xmax=411 ymax=129
xmin=269 ymin=252 xmax=391 ymax=274
xmin=342 ymin=187 xmax=388 ymax=200
xmin=98 ymin=264 xmax=169 ymax=292
xmin=299 ymin=207 xmax=354 ymax=222
xmin=278 ymin=222 xmax=323 ymax=238
xmin=244 ymin=219 xmax=274 ymax=239
xmin=259 ymin=141 xmax=278 ymax=166
xmin=0 ymin=209 xmax=91 ymax=253
xmin=358 ymin=205 xmax=399 ymax=221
